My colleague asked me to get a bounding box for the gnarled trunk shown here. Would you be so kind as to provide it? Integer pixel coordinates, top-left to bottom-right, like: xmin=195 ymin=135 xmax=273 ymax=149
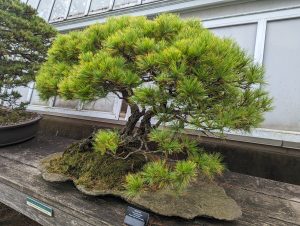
xmin=79 ymin=101 xmax=155 ymax=153
xmin=120 ymin=104 xmax=145 ymax=138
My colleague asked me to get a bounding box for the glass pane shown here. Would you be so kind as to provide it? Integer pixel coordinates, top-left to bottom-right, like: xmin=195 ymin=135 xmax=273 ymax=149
xmin=113 ymin=0 xmax=139 ymax=9
xmin=20 ymin=0 xmax=28 ymax=3
xmin=68 ymin=0 xmax=88 ymax=18
xmin=89 ymin=0 xmax=110 ymax=13
xmin=83 ymin=95 xmax=116 ymax=112
xmin=262 ymin=19 xmax=300 ymax=132
xmin=27 ymin=0 xmax=40 ymax=9
xmin=30 ymin=89 xmax=48 ymax=106
xmin=210 ymin=23 xmax=257 ymax=57
xmin=54 ymin=97 xmax=79 ymax=109
xmin=50 ymin=0 xmax=70 ymax=22
xmin=37 ymin=0 xmax=53 ymax=21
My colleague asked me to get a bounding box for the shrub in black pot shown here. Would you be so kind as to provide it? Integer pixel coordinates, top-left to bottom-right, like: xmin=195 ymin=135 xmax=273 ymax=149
xmin=0 ymin=0 xmax=57 ymax=146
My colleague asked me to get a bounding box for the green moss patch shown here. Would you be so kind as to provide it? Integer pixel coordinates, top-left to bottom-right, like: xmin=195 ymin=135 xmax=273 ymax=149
xmin=47 ymin=142 xmax=147 ymax=191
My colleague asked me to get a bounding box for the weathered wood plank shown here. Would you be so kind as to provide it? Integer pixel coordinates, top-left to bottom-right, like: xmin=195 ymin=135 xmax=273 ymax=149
xmin=0 ymin=201 xmax=41 ymax=226
xmin=0 ymin=163 xmax=122 ymax=226
xmin=0 ymin=135 xmax=299 ymax=226
xmin=0 ymin=182 xmax=97 ymax=226
xmin=0 ymin=155 xmax=207 ymax=225
xmin=219 ymin=172 xmax=300 ymax=202
xmin=224 ymin=184 xmax=300 ymax=225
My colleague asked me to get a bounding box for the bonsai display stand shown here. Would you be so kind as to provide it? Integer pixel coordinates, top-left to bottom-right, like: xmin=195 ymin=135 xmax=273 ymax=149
xmin=0 ymin=135 xmax=299 ymax=226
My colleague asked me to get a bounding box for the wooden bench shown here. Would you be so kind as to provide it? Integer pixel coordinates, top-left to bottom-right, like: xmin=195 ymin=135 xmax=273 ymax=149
xmin=0 ymin=135 xmax=299 ymax=225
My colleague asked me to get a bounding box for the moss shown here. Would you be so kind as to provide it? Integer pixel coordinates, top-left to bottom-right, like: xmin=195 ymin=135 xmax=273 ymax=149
xmin=47 ymin=142 xmax=147 ymax=191
xmin=0 ymin=108 xmax=38 ymax=126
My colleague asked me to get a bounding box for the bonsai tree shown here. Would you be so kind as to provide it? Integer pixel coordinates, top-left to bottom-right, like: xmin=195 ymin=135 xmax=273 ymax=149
xmin=0 ymin=0 xmax=57 ymax=125
xmin=36 ymin=15 xmax=272 ymax=195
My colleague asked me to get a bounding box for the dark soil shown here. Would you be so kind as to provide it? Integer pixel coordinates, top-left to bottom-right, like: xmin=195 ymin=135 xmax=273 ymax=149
xmin=47 ymin=142 xmax=147 ymax=191
xmin=0 ymin=202 xmax=41 ymax=226
xmin=0 ymin=108 xmax=39 ymax=126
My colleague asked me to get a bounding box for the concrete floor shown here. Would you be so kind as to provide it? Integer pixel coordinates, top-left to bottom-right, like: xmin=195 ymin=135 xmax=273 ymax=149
xmin=0 ymin=202 xmax=40 ymax=226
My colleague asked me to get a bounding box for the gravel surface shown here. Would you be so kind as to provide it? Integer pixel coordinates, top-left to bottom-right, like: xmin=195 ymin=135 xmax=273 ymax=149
xmin=0 ymin=202 xmax=41 ymax=226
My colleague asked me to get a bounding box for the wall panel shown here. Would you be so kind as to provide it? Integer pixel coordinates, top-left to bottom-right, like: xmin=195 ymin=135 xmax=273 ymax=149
xmin=210 ymin=23 xmax=257 ymax=57
xmin=262 ymin=18 xmax=300 ymax=132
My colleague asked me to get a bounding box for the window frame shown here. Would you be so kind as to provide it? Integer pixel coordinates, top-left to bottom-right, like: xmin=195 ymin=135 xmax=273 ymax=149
xmin=88 ymin=0 xmax=114 ymax=15
xmin=49 ymin=0 xmax=72 ymax=22
xmin=112 ymin=0 xmax=142 ymax=10
xmin=67 ymin=0 xmax=91 ymax=19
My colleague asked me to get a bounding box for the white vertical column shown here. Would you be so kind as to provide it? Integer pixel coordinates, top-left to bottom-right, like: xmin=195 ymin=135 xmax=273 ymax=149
xmin=26 ymin=82 xmax=35 ymax=103
xmin=254 ymin=19 xmax=267 ymax=65
xmin=112 ymin=93 xmax=123 ymax=120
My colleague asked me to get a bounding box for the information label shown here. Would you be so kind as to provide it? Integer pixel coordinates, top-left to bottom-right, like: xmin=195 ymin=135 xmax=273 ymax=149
xmin=26 ymin=197 xmax=53 ymax=217
xmin=124 ymin=206 xmax=149 ymax=226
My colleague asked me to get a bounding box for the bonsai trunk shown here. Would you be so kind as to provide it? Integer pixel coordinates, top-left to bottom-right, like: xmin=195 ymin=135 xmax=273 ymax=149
xmin=120 ymin=104 xmax=145 ymax=138
xmin=78 ymin=102 xmax=154 ymax=152
xmin=119 ymin=105 xmax=153 ymax=150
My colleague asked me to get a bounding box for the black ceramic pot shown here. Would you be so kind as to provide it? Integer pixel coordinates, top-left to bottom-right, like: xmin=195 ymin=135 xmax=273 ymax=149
xmin=0 ymin=115 xmax=42 ymax=147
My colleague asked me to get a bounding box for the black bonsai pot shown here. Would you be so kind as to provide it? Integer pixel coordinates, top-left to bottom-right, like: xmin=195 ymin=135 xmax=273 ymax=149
xmin=0 ymin=115 xmax=42 ymax=147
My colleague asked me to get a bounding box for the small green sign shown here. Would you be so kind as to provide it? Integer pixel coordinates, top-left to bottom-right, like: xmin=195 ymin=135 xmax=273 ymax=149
xmin=26 ymin=197 xmax=53 ymax=217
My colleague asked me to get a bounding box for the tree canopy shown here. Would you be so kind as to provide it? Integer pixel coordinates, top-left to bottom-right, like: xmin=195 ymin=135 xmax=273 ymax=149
xmin=37 ymin=14 xmax=271 ymax=136
xmin=0 ymin=0 xmax=57 ymax=107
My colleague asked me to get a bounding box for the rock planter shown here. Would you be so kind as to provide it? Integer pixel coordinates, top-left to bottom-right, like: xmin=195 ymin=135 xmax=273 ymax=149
xmin=0 ymin=115 xmax=41 ymax=147
xmin=39 ymin=152 xmax=242 ymax=221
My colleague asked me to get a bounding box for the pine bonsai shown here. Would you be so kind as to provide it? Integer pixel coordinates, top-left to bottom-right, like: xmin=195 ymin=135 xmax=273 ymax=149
xmin=0 ymin=0 xmax=57 ymax=125
xmin=37 ymin=15 xmax=272 ymax=195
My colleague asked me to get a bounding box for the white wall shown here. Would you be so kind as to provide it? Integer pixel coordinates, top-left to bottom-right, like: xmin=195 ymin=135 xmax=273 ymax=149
xmin=183 ymin=7 xmax=300 ymax=135
xmin=205 ymin=20 xmax=300 ymax=133
xmin=210 ymin=23 xmax=257 ymax=56
xmin=263 ymin=18 xmax=300 ymax=132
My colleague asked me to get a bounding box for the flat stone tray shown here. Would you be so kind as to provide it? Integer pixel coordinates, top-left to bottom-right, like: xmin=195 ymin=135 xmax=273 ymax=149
xmin=0 ymin=135 xmax=299 ymax=226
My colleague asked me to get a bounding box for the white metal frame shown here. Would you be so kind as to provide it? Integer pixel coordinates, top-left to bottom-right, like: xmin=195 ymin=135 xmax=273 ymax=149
xmin=67 ymin=0 xmax=91 ymax=19
xmin=52 ymin=0 xmax=242 ymax=31
xmin=113 ymin=0 xmax=142 ymax=10
xmin=253 ymin=19 xmax=266 ymax=64
xmin=88 ymin=0 xmax=114 ymax=15
xmin=142 ymin=0 xmax=160 ymax=4
xmin=48 ymin=0 xmax=56 ymax=22
xmin=27 ymin=92 xmax=122 ymax=120
xmin=49 ymin=0 xmax=72 ymax=22
xmin=26 ymin=82 xmax=122 ymax=120
xmin=84 ymin=0 xmax=93 ymax=15
xmin=36 ymin=0 xmax=55 ymax=22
